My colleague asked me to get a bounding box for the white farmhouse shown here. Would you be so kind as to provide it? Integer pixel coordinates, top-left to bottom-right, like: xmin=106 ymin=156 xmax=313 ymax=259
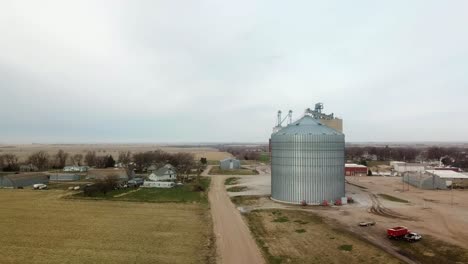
xmin=148 ymin=164 xmax=177 ymax=181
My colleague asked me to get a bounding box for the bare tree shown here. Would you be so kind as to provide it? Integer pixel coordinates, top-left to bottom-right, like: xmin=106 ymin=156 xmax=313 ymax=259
xmin=94 ymin=156 xmax=108 ymax=168
xmin=54 ymin=149 xmax=69 ymax=169
xmin=132 ymin=150 xmax=171 ymax=172
xmin=0 ymin=155 xmax=4 ymax=171
xmin=27 ymin=151 xmax=50 ymax=171
xmin=2 ymin=154 xmax=19 ymax=171
xmin=71 ymin=154 xmax=83 ymax=166
xmin=118 ymin=151 xmax=132 ymax=166
xmin=85 ymin=151 xmax=97 ymax=166
xmin=170 ymin=152 xmax=195 ymax=181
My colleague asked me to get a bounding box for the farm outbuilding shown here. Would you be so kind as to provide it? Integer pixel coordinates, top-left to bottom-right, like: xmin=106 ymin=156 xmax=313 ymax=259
xmin=345 ymin=164 xmax=368 ymax=176
xmin=220 ymin=158 xmax=241 ymax=170
xmin=403 ymin=170 xmax=468 ymax=190
xmin=271 ymin=113 xmax=345 ymax=205
xmin=142 ymin=181 xmax=175 ymax=188
xmin=19 ymin=164 xmax=39 ymax=172
xmin=86 ymin=168 xmax=131 ymax=180
xmin=393 ymin=162 xmax=426 ymax=176
xmin=0 ymin=173 xmax=49 ymax=188
xmin=64 ymin=166 xmax=88 ymax=172
xmin=49 ymin=174 xmax=80 ymax=181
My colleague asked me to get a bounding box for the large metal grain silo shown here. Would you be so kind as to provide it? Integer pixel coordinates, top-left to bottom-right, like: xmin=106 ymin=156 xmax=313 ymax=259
xmin=271 ymin=115 xmax=345 ymax=204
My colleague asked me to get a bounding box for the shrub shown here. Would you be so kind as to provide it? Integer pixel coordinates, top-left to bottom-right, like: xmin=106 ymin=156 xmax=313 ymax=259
xmin=338 ymin=244 xmax=353 ymax=251
xmin=272 ymin=216 xmax=289 ymax=223
xmin=191 ymin=183 xmax=205 ymax=192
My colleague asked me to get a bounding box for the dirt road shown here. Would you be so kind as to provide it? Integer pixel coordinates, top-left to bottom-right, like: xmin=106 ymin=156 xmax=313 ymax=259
xmin=209 ymin=175 xmax=265 ymax=264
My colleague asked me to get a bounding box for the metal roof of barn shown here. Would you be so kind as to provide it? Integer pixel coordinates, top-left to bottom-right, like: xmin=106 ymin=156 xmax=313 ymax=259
xmin=426 ymin=170 xmax=468 ymax=179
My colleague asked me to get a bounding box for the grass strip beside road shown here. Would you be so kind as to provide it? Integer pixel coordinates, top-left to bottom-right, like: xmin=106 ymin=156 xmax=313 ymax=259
xmin=226 ymin=186 xmax=247 ymax=192
xmin=378 ymin=193 xmax=409 ymax=203
xmin=209 ymin=166 xmax=258 ymax=175
xmin=225 ymin=177 xmax=240 ymax=185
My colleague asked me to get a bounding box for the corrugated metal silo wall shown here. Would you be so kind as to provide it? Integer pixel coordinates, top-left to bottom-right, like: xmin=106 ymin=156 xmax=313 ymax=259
xmin=271 ymin=133 xmax=345 ymax=204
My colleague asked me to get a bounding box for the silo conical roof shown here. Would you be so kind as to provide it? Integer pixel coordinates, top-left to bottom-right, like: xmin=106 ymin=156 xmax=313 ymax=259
xmin=274 ymin=115 xmax=342 ymax=136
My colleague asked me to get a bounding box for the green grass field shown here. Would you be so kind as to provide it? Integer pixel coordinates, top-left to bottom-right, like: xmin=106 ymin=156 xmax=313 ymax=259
xmin=224 ymin=177 xmax=240 ymax=185
xmin=209 ymin=166 xmax=258 ymax=175
xmin=71 ymin=177 xmax=211 ymax=204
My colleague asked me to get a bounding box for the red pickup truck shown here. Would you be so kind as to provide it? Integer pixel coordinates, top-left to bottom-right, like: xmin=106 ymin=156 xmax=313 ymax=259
xmin=387 ymin=226 xmax=422 ymax=242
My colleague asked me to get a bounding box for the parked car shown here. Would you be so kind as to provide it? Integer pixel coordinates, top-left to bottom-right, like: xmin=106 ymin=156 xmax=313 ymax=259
xmin=359 ymin=221 xmax=376 ymax=227
xmin=127 ymin=178 xmax=144 ymax=188
xmin=404 ymin=232 xmax=422 ymax=242
xmin=33 ymin=184 xmax=48 ymax=190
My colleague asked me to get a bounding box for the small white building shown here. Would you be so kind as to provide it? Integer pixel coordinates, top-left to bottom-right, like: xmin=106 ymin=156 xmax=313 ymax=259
xmin=64 ymin=166 xmax=88 ymax=172
xmin=148 ymin=164 xmax=177 ymax=181
xmin=142 ymin=181 xmax=175 ymax=188
xmin=393 ymin=162 xmax=426 ymax=175
xmin=390 ymin=161 xmax=406 ymax=168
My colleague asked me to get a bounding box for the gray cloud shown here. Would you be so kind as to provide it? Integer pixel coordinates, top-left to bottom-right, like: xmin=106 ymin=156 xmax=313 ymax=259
xmin=1 ymin=0 xmax=468 ymax=143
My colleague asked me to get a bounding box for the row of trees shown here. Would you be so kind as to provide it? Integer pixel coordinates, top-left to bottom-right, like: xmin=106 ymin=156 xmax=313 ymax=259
xmin=0 ymin=149 xmax=199 ymax=174
xmin=132 ymin=150 xmax=196 ymax=176
xmin=346 ymin=146 xmax=468 ymax=169
xmin=346 ymin=146 xmax=419 ymax=162
xmin=217 ymin=145 xmax=267 ymax=161
xmin=0 ymin=150 xmax=120 ymax=172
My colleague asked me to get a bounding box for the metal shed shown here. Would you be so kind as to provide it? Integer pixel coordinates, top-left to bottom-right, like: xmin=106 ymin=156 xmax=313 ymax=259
xmin=86 ymin=168 xmax=130 ymax=180
xmin=49 ymin=174 xmax=81 ymax=181
xmin=0 ymin=173 xmax=49 ymax=188
xmin=271 ymin=115 xmax=345 ymax=205
xmin=220 ymin=158 xmax=241 ymax=170
xmin=404 ymin=170 xmax=468 ymax=190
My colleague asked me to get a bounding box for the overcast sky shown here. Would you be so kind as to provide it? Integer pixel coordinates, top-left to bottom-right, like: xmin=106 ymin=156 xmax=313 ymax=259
xmin=1 ymin=1 xmax=467 ymax=143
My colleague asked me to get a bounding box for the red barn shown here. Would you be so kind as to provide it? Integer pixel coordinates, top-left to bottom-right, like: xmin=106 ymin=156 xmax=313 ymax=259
xmin=345 ymin=164 xmax=368 ymax=176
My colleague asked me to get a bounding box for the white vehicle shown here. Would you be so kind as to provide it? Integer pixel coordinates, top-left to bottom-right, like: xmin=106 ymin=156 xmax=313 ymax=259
xmin=404 ymin=232 xmax=422 ymax=242
xmin=33 ymin=184 xmax=48 ymax=190
xmin=359 ymin=221 xmax=376 ymax=227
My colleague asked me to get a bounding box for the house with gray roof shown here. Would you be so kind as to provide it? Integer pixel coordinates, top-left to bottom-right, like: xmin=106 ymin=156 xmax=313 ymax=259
xmin=148 ymin=164 xmax=177 ymax=181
